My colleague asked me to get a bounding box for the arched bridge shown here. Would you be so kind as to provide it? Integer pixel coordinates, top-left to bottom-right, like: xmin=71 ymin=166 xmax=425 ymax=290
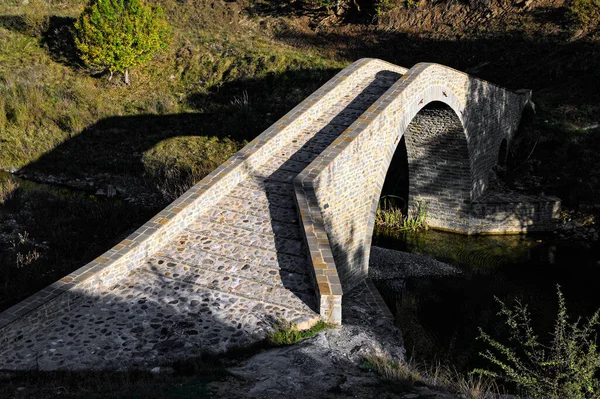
xmin=0 ymin=59 xmax=559 ymax=370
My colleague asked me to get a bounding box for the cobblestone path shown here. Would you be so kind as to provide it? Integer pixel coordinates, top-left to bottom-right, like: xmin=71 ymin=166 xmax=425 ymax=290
xmin=1 ymin=70 xmax=402 ymax=370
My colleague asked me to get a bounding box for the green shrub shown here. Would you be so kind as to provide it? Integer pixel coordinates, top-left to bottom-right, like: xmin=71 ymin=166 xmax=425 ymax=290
xmin=74 ymin=0 xmax=171 ymax=85
xmin=267 ymin=320 xmax=334 ymax=346
xmin=474 ymin=286 xmax=600 ymax=398
xmin=567 ymin=0 xmax=600 ymax=29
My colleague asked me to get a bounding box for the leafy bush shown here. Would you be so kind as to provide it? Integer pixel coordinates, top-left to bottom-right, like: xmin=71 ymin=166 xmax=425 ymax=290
xmin=475 ymin=286 xmax=600 ymax=398
xmin=566 ymin=0 xmax=600 ymax=29
xmin=74 ymin=0 xmax=171 ymax=84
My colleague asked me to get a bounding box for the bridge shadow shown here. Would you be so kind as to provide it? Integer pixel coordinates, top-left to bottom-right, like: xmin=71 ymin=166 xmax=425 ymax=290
xmin=15 ymin=66 xmax=340 ymax=205
xmin=0 ymin=264 xmax=274 ymax=372
xmin=261 ymin=69 xmax=403 ymax=314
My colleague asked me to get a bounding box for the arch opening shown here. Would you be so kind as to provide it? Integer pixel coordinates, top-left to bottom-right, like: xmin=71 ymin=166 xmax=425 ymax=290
xmin=379 ymin=136 xmax=409 ymax=217
xmin=377 ymin=101 xmax=473 ymax=233
xmin=497 ymin=138 xmax=508 ymax=166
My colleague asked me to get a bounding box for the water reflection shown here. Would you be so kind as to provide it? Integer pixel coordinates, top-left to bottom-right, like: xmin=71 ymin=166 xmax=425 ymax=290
xmin=372 ymin=227 xmax=600 ymax=371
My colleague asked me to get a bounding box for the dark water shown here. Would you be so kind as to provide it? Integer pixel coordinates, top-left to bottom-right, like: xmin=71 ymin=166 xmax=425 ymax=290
xmin=0 ymin=170 xmax=154 ymax=311
xmin=372 ymin=227 xmax=600 ymax=371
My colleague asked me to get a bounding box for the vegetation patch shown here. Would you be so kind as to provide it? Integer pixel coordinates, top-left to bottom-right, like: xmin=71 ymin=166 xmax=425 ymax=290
xmin=363 ymin=355 xmax=499 ymax=398
xmin=267 ymin=320 xmax=335 ymax=346
xmin=475 ymin=286 xmax=600 ymax=398
xmin=376 ymin=196 xmax=428 ymax=232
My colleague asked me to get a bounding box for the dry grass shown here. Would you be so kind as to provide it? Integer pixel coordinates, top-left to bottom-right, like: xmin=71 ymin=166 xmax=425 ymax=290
xmin=364 ymin=355 xmax=501 ymax=398
xmin=0 ymin=174 xmax=19 ymax=204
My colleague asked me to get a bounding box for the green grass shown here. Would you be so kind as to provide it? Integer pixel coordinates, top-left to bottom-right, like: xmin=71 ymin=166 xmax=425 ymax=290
xmin=267 ymin=320 xmax=335 ymax=346
xmin=0 ymin=0 xmax=344 ymax=178
xmin=376 ymin=197 xmax=428 ymax=232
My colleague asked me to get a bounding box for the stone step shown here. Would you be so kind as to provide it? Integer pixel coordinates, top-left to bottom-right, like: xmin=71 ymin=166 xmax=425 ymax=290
xmin=314 ymin=114 xmax=357 ymax=129
xmin=367 ymin=70 xmax=402 ymax=88
xmin=138 ymin=259 xmax=316 ymax=313
xmin=215 ymin=195 xmax=300 ymax=225
xmin=337 ymin=92 xmax=386 ymax=111
xmin=275 ymin=147 xmax=321 ymax=163
xmin=207 ymin=208 xmax=302 ymax=240
xmin=116 ymin=268 xmax=317 ymax=332
xmin=171 ymin=231 xmax=307 ymax=270
xmin=253 ymin=157 xmax=309 ymax=176
xmin=253 ymin=169 xmax=298 ymax=184
xmin=185 ymin=219 xmax=305 ymax=258
xmin=321 ymin=106 xmax=368 ymax=122
xmin=159 ymin=234 xmax=309 ymax=276
xmin=148 ymin=253 xmax=313 ymax=297
xmin=287 ymin=132 xmax=340 ymax=155
xmin=228 ymin=185 xmax=297 ymax=209
xmin=238 ymin=177 xmax=295 ymax=197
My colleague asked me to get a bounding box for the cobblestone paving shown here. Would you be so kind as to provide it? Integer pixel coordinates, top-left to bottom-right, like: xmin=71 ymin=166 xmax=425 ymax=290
xmin=0 ymin=70 xmax=401 ymax=370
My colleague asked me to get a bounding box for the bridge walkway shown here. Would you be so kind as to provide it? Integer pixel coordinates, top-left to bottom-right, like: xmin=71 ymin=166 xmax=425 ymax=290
xmin=0 ymin=69 xmax=402 ymax=370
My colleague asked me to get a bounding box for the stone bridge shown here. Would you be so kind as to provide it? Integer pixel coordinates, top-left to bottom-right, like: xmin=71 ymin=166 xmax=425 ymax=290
xmin=0 ymin=59 xmax=559 ymax=370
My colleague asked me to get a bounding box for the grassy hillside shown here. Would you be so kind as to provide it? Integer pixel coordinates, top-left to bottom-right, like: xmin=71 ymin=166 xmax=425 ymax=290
xmin=0 ymin=0 xmax=343 ymax=201
xmin=1 ymin=0 xmax=599 ymax=208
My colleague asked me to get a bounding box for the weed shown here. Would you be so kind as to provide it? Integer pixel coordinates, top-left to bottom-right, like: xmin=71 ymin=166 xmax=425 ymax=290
xmin=474 ymin=286 xmax=600 ymax=398
xmin=0 ymin=174 xmax=19 ymax=205
xmin=451 ymin=372 xmax=500 ymax=399
xmin=376 ymin=196 xmax=428 ymax=231
xmin=363 ymin=355 xmax=425 ymax=387
xmin=267 ymin=320 xmax=334 ymax=346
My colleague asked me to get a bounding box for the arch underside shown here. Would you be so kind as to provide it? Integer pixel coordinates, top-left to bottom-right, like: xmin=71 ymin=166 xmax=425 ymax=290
xmin=403 ymin=102 xmax=472 ymax=232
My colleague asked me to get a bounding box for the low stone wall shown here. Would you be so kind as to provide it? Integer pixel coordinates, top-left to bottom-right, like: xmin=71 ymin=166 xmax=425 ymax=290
xmin=468 ymin=191 xmax=561 ymax=234
xmin=294 ymin=60 xmax=409 ymax=323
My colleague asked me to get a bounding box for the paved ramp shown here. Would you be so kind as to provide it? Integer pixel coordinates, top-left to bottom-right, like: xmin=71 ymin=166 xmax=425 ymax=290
xmin=0 ymin=61 xmax=404 ymax=370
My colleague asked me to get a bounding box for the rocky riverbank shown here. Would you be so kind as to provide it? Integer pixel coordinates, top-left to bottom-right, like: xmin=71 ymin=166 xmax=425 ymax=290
xmin=207 ymin=278 xmax=458 ymax=399
xmin=205 ymin=248 xmax=465 ymax=399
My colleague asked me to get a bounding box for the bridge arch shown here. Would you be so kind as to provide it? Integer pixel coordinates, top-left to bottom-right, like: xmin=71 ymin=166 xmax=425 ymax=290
xmin=295 ymin=61 xmax=532 ymax=323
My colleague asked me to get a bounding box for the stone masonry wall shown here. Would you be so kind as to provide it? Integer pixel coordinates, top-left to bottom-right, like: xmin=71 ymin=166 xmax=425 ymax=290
xmin=404 ymin=105 xmax=472 ymax=231
xmin=296 ymin=62 xmax=532 ymax=292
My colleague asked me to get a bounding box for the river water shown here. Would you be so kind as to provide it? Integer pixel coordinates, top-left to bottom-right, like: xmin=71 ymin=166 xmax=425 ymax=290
xmin=372 ymin=227 xmax=600 ymax=371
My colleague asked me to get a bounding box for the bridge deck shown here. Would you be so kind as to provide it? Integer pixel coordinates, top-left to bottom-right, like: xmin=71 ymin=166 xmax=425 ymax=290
xmin=0 ymin=69 xmax=402 ymax=370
